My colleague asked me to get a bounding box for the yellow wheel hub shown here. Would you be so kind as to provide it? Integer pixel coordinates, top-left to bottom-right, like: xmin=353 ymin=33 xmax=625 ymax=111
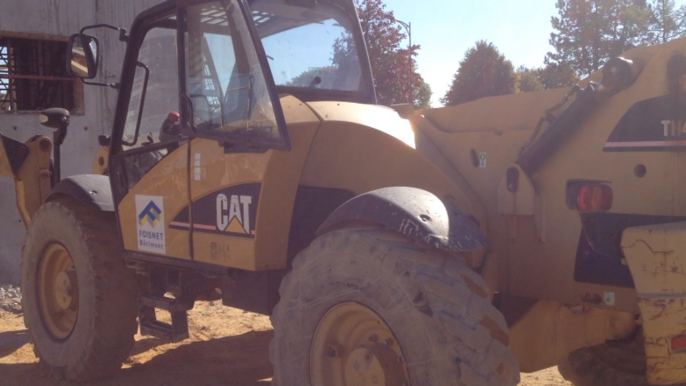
xmin=310 ymin=302 xmax=410 ymax=386
xmin=38 ymin=243 xmax=79 ymax=340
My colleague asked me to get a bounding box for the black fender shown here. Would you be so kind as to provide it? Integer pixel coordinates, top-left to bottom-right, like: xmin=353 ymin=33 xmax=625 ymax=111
xmin=316 ymin=187 xmax=488 ymax=252
xmin=48 ymin=174 xmax=114 ymax=212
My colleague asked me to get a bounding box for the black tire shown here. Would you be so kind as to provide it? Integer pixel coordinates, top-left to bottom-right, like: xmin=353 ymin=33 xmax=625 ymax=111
xmin=270 ymin=228 xmax=519 ymax=386
xmin=21 ymin=198 xmax=138 ymax=381
xmin=557 ymin=332 xmax=683 ymax=386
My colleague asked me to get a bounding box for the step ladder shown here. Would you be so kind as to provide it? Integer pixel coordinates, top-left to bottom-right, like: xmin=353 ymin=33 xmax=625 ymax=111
xmin=139 ymin=294 xmax=190 ymax=343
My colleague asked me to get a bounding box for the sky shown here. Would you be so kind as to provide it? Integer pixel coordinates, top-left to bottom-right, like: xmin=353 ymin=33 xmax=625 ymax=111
xmin=386 ymin=0 xmax=686 ymax=107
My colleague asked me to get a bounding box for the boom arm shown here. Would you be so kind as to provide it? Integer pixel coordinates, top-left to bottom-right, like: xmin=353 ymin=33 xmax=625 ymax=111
xmin=0 ymin=134 xmax=53 ymax=228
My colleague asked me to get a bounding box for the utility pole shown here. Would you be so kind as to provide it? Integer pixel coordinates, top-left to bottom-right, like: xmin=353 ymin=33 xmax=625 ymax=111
xmin=394 ymin=18 xmax=412 ymax=105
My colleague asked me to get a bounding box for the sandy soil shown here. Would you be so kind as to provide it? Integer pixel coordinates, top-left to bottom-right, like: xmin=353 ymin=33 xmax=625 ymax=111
xmin=0 ymin=303 xmax=572 ymax=386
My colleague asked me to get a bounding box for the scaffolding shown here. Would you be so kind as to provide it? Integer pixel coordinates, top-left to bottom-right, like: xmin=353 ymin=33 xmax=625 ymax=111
xmin=0 ymin=36 xmax=76 ymax=112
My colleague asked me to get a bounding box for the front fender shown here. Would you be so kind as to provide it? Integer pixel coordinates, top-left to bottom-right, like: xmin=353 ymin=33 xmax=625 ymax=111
xmin=48 ymin=174 xmax=114 ymax=212
xmin=317 ymin=187 xmax=487 ymax=252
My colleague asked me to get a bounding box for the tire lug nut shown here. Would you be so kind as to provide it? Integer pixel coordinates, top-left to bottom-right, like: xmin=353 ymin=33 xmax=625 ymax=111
xmin=369 ymin=334 xmax=378 ymax=342
xmin=385 ymin=338 xmax=394 ymax=346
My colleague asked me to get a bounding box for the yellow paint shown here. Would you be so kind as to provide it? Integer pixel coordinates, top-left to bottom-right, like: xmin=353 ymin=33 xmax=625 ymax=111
xmin=0 ymin=137 xmax=13 ymax=178
xmin=7 ymin=135 xmax=53 ymax=228
xmin=310 ymin=302 xmax=410 ymax=386
xmin=411 ymin=38 xmax=686 ymax=313
xmin=118 ymin=142 xmax=190 ymax=260
xmin=192 ymin=96 xmax=321 ymax=270
xmin=508 ymin=300 xmax=635 ymax=373
xmin=225 ymin=217 xmax=245 ymax=234
xmin=91 ymin=146 xmax=109 ymax=175
xmin=623 ymin=222 xmax=686 ymax=385
xmin=307 ymin=101 xmax=416 ymax=149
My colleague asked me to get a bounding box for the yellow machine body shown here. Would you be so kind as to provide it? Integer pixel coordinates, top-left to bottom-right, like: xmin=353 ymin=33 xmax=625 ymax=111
xmin=117 ymin=95 xmax=478 ymax=271
xmin=6 ymin=9 xmax=686 ymax=382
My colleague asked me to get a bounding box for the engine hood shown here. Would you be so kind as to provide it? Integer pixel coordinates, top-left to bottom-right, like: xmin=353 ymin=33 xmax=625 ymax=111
xmin=304 ymin=101 xmax=416 ymax=148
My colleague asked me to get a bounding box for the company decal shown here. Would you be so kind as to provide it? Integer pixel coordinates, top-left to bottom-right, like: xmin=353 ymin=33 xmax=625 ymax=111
xmin=170 ymin=183 xmax=260 ymax=238
xmin=135 ymin=195 xmax=166 ymax=254
xmin=604 ymin=94 xmax=686 ymax=152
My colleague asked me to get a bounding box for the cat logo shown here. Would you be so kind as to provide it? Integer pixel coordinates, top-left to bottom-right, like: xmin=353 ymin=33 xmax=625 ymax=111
xmin=216 ymin=194 xmax=252 ymax=235
xmin=169 ymin=183 xmax=260 ymax=238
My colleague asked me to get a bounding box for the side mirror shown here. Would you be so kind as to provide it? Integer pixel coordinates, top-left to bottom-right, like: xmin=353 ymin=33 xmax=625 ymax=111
xmin=66 ymin=34 xmax=99 ymax=79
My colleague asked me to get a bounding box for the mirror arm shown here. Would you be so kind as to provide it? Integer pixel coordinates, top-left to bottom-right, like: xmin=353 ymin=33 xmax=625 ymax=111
xmin=80 ymin=24 xmax=128 ymax=42
xmin=82 ymin=80 xmax=120 ymax=90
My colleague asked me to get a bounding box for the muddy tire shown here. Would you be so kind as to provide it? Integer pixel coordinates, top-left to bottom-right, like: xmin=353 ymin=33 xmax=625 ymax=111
xmin=21 ymin=198 xmax=137 ymax=381
xmin=557 ymin=332 xmax=678 ymax=386
xmin=270 ymin=228 xmax=519 ymax=386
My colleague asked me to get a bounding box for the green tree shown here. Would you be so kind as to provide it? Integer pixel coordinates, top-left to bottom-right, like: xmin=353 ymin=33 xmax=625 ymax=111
xmin=287 ymin=66 xmax=338 ymax=88
xmin=538 ymin=62 xmax=579 ymax=89
xmin=547 ymin=0 xmax=652 ymax=77
xmin=414 ymin=79 xmax=432 ymax=109
xmin=648 ymin=0 xmax=686 ymax=43
xmin=517 ymin=66 xmax=545 ymax=92
xmin=441 ymin=41 xmax=516 ymax=106
xmin=517 ymin=63 xmax=578 ymax=93
xmin=354 ymin=0 xmax=423 ymax=106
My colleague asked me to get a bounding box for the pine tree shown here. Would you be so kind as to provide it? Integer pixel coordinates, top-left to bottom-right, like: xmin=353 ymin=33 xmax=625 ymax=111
xmin=441 ymin=41 xmax=516 ymax=106
xmin=547 ymin=0 xmax=652 ymax=76
xmin=648 ymin=0 xmax=686 ymax=43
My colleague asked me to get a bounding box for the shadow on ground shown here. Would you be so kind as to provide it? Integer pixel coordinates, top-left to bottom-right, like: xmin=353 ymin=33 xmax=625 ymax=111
xmin=0 ymin=329 xmax=28 ymax=359
xmin=0 ymin=329 xmax=274 ymax=386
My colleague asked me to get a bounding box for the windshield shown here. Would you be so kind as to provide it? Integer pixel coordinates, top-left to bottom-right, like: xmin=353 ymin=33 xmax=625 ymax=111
xmin=251 ymin=0 xmax=369 ymax=95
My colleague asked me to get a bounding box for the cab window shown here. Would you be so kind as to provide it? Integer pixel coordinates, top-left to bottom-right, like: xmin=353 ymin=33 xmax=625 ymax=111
xmin=255 ymin=0 xmax=365 ymax=92
xmin=184 ymin=1 xmax=283 ymax=144
xmin=122 ymin=21 xmax=181 ymax=187
xmin=124 ymin=26 xmax=179 ymax=148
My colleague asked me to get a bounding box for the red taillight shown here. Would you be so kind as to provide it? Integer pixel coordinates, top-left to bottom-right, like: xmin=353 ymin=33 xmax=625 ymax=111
xmin=672 ymin=335 xmax=686 ymax=353
xmin=576 ymin=184 xmax=612 ymax=212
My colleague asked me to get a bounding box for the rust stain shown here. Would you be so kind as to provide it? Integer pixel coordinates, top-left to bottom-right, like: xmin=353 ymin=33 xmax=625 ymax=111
xmin=648 ymin=298 xmax=670 ymax=321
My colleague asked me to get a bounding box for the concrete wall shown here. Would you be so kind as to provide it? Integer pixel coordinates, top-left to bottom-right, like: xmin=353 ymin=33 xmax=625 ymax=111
xmin=0 ymin=0 xmax=159 ymax=284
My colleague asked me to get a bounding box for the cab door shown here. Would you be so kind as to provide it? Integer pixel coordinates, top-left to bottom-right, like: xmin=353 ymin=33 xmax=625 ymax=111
xmin=169 ymin=0 xmax=290 ymax=268
xmin=111 ymin=10 xmax=193 ymax=261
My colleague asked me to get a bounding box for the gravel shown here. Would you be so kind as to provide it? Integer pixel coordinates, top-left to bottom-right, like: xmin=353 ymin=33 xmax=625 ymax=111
xmin=0 ymin=284 xmax=22 ymax=313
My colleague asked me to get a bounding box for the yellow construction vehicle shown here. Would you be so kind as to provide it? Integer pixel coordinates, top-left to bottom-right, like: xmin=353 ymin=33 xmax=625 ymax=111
xmin=3 ymin=0 xmax=686 ymax=385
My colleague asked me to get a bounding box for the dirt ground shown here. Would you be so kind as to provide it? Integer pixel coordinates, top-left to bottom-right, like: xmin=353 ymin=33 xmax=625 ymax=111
xmin=0 ymin=303 xmax=571 ymax=386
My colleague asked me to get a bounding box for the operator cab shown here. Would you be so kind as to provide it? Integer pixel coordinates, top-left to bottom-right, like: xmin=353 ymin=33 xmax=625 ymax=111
xmin=66 ymin=0 xmax=374 ymax=188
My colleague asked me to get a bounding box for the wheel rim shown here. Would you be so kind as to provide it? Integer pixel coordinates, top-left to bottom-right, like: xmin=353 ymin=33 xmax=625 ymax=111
xmin=310 ymin=302 xmax=410 ymax=386
xmin=38 ymin=243 xmax=79 ymax=340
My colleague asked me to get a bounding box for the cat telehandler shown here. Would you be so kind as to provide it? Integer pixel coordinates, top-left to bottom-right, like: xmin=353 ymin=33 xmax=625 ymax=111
xmin=2 ymin=0 xmax=686 ymax=385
